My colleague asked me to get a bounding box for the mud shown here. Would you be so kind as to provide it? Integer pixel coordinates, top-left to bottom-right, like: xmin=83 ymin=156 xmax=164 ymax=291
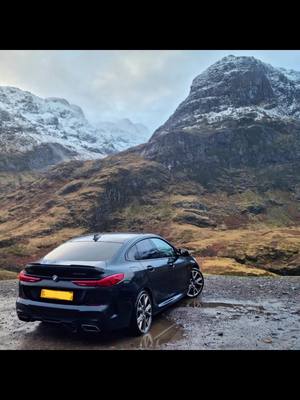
xmin=166 ymin=275 xmax=300 ymax=349
xmin=0 ymin=276 xmax=300 ymax=350
xmin=0 ymin=280 xmax=183 ymax=350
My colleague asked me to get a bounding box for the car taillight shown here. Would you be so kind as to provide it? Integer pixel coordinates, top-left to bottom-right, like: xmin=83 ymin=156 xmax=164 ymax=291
xmin=72 ymin=273 xmax=125 ymax=287
xmin=18 ymin=270 xmax=42 ymax=282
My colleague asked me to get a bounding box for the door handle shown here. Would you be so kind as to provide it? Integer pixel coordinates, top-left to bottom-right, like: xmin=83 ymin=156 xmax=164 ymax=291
xmin=147 ymin=265 xmax=154 ymax=272
xmin=167 ymin=259 xmax=175 ymax=267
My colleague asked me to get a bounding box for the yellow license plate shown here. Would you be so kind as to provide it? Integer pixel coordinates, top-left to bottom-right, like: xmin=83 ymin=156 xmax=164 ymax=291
xmin=40 ymin=289 xmax=74 ymax=301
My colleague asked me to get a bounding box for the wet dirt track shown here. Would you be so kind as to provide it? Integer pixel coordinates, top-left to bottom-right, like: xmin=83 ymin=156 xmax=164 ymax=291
xmin=1 ymin=276 xmax=300 ymax=350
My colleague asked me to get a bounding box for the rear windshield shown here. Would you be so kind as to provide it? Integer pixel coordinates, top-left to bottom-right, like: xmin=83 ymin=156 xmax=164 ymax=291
xmin=43 ymin=241 xmax=123 ymax=262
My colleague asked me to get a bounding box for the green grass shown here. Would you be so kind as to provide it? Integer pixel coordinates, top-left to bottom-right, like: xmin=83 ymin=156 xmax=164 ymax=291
xmin=0 ymin=269 xmax=18 ymax=280
xmin=0 ymin=244 xmax=30 ymax=257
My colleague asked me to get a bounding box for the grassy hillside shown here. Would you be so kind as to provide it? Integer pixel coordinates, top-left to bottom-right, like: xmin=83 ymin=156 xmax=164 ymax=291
xmin=0 ymin=268 xmax=17 ymax=280
xmin=1 ymin=153 xmax=300 ymax=276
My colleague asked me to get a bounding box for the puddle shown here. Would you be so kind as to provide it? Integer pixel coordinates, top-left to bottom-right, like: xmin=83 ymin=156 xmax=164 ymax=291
xmin=16 ymin=313 xmax=184 ymax=350
xmin=182 ymin=298 xmax=265 ymax=312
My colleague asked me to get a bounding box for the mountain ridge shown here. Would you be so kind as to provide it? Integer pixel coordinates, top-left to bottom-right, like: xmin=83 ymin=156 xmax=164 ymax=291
xmin=137 ymin=55 xmax=300 ymax=188
xmin=0 ymin=86 xmax=150 ymax=171
xmin=151 ymin=55 xmax=300 ymax=140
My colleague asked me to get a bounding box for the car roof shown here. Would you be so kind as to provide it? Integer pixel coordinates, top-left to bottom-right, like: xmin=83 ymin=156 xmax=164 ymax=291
xmin=69 ymin=232 xmax=159 ymax=244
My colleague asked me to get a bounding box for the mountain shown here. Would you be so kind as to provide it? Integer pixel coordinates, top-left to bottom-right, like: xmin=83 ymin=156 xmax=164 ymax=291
xmin=140 ymin=55 xmax=300 ymax=190
xmin=151 ymin=55 xmax=300 ymax=136
xmin=95 ymin=118 xmax=150 ymax=151
xmin=0 ymin=86 xmax=149 ymax=171
xmin=2 ymin=55 xmax=300 ymax=277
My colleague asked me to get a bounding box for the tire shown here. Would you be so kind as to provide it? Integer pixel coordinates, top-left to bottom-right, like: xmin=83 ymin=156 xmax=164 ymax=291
xmin=186 ymin=268 xmax=204 ymax=298
xmin=130 ymin=290 xmax=153 ymax=336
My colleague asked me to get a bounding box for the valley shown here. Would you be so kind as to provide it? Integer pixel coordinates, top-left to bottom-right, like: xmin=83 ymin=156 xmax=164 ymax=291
xmin=1 ymin=152 xmax=300 ymax=277
xmin=2 ymin=55 xmax=300 ymax=278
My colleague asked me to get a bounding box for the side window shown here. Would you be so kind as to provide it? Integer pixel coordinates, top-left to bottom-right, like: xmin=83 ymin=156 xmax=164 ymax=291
xmin=135 ymin=239 xmax=159 ymax=260
xmin=127 ymin=245 xmax=139 ymax=260
xmin=150 ymin=238 xmax=176 ymax=258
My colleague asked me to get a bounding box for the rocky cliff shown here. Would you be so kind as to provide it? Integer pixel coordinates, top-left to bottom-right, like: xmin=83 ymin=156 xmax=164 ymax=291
xmin=140 ymin=55 xmax=300 ymax=190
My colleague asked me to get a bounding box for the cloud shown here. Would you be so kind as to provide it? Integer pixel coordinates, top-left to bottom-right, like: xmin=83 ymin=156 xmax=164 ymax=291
xmin=1 ymin=50 xmax=300 ymax=132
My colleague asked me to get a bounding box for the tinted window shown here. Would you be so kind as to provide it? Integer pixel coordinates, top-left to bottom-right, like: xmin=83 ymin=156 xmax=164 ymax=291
xmin=151 ymin=238 xmax=176 ymax=258
xmin=135 ymin=239 xmax=159 ymax=260
xmin=127 ymin=244 xmax=139 ymax=260
xmin=43 ymin=241 xmax=122 ymax=262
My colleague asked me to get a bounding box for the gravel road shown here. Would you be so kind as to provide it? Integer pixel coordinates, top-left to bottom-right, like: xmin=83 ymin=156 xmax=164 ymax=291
xmin=1 ymin=276 xmax=299 ymax=350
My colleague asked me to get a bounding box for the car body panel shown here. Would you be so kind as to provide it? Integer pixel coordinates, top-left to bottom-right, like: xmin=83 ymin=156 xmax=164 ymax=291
xmin=16 ymin=232 xmax=201 ymax=332
xmin=140 ymin=258 xmax=174 ymax=305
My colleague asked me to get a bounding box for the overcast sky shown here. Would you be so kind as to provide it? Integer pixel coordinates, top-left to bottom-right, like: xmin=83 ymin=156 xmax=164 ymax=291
xmin=1 ymin=50 xmax=300 ymax=132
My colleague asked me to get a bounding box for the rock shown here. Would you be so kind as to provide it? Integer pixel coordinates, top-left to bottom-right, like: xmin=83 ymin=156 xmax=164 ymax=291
xmin=0 ymin=238 xmax=16 ymax=248
xmin=294 ymin=184 xmax=300 ymax=200
xmin=175 ymin=213 xmax=217 ymax=228
xmin=57 ymin=181 xmax=83 ymax=195
xmin=173 ymin=201 xmax=208 ymax=211
xmin=262 ymin=337 xmax=273 ymax=344
xmin=292 ymin=309 xmax=300 ymax=315
xmin=267 ymin=199 xmax=284 ymax=206
xmin=242 ymin=204 xmax=266 ymax=215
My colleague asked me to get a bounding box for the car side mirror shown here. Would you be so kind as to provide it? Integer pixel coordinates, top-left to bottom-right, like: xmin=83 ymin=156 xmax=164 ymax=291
xmin=177 ymin=248 xmax=190 ymax=257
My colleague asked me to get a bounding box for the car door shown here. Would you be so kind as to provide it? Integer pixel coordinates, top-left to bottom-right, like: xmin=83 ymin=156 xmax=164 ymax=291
xmin=151 ymin=238 xmax=190 ymax=294
xmin=135 ymin=239 xmax=173 ymax=305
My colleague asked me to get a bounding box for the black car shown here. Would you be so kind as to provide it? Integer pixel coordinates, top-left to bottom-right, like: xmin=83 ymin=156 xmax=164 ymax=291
xmin=16 ymin=233 xmax=204 ymax=335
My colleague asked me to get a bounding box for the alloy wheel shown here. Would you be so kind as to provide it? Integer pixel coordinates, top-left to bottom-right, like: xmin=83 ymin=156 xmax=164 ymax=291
xmin=136 ymin=292 xmax=152 ymax=334
xmin=187 ymin=268 xmax=204 ymax=298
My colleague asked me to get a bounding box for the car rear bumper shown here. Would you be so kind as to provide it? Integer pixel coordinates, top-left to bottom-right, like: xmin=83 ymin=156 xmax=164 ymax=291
xmin=16 ymin=297 xmax=130 ymax=332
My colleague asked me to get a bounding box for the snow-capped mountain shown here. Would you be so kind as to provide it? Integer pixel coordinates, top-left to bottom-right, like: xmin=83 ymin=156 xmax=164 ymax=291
xmin=151 ymin=55 xmax=300 ymax=139
xmin=95 ymin=118 xmax=150 ymax=151
xmin=0 ymin=86 xmax=149 ymax=171
xmin=140 ymin=55 xmax=300 ymax=189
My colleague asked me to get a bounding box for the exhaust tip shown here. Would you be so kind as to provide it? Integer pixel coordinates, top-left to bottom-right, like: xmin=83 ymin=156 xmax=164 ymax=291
xmin=81 ymin=324 xmax=101 ymax=333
